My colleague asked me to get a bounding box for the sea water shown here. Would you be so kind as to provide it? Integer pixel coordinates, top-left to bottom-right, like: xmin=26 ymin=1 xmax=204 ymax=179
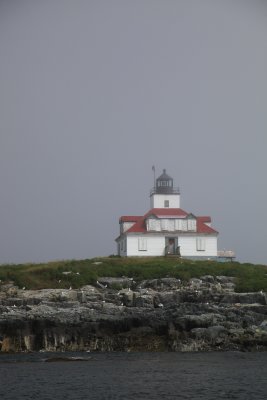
xmin=0 ymin=352 xmax=267 ymax=400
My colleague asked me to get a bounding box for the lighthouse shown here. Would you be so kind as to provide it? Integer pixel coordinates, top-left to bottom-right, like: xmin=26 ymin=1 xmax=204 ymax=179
xmin=116 ymin=169 xmax=218 ymax=259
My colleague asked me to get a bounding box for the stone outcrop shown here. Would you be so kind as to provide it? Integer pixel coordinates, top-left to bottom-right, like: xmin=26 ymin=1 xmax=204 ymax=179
xmin=0 ymin=276 xmax=267 ymax=352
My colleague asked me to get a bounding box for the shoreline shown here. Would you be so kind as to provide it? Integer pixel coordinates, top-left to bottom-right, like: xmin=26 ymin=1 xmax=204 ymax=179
xmin=1 ymin=275 xmax=267 ymax=353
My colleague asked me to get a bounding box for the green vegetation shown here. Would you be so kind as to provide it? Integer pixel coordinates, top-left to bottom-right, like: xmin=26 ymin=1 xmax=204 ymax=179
xmin=0 ymin=257 xmax=267 ymax=293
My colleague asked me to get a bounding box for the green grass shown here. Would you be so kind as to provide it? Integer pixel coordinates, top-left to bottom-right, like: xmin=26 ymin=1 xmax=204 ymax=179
xmin=0 ymin=257 xmax=267 ymax=292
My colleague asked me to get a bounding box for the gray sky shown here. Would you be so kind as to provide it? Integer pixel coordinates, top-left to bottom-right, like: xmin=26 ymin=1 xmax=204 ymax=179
xmin=0 ymin=0 xmax=267 ymax=265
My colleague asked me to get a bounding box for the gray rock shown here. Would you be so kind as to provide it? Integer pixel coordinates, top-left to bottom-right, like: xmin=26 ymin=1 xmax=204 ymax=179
xmin=200 ymin=275 xmax=215 ymax=283
xmin=220 ymin=293 xmax=267 ymax=305
xmin=1 ymin=279 xmax=267 ymax=352
xmin=189 ymin=278 xmax=203 ymax=288
xmin=98 ymin=277 xmax=133 ymax=289
xmin=259 ymin=320 xmax=267 ymax=331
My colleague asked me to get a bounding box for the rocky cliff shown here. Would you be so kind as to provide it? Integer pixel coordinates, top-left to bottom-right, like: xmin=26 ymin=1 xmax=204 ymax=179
xmin=1 ymin=276 xmax=267 ymax=352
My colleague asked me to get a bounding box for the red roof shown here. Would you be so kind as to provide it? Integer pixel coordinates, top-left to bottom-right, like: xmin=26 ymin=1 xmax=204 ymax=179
xmin=120 ymin=208 xmax=218 ymax=235
xmin=196 ymin=218 xmax=218 ymax=234
xmin=145 ymin=208 xmax=188 ymax=218
xmin=120 ymin=216 xmax=142 ymax=222
xmin=127 ymin=218 xmax=147 ymax=233
xmin=198 ymin=216 xmax=211 ymax=223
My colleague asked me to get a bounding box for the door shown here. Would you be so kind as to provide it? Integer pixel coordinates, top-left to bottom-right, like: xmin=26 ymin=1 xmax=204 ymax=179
xmin=165 ymin=237 xmax=177 ymax=255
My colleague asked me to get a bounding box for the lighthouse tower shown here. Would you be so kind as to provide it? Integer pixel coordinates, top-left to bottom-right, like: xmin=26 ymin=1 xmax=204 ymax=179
xmin=150 ymin=169 xmax=180 ymax=209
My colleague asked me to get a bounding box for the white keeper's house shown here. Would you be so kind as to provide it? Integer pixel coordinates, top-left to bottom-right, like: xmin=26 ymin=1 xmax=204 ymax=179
xmin=115 ymin=169 xmax=219 ymax=259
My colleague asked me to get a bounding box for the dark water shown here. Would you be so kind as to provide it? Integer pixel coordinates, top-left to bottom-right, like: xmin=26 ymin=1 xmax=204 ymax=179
xmin=0 ymin=352 xmax=267 ymax=400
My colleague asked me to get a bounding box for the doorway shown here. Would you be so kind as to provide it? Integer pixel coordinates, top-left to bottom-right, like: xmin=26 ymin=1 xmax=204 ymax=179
xmin=165 ymin=237 xmax=178 ymax=255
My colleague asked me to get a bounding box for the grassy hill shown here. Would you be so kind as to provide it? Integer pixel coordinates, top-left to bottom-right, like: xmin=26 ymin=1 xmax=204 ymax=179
xmin=0 ymin=257 xmax=267 ymax=293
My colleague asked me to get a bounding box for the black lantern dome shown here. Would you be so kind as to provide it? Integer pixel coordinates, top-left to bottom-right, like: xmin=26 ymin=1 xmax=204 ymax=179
xmin=156 ymin=169 xmax=173 ymax=193
xmin=150 ymin=168 xmax=180 ymax=196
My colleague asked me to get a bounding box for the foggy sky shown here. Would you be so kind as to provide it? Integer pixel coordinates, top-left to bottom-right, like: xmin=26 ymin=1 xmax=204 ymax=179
xmin=0 ymin=0 xmax=267 ymax=264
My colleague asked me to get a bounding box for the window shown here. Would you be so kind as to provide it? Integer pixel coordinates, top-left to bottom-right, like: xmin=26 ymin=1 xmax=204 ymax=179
xmin=168 ymin=219 xmax=175 ymax=231
xmin=138 ymin=237 xmax=147 ymax=251
xmin=164 ymin=200 xmax=169 ymax=208
xmin=196 ymin=237 xmax=206 ymax=251
xmin=181 ymin=220 xmax=188 ymax=231
xmin=161 ymin=219 xmax=168 ymax=231
xmin=188 ymin=219 xmax=196 ymax=231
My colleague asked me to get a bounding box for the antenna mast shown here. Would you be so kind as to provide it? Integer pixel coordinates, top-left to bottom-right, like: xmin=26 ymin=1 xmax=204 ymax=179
xmin=152 ymin=165 xmax=156 ymax=189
